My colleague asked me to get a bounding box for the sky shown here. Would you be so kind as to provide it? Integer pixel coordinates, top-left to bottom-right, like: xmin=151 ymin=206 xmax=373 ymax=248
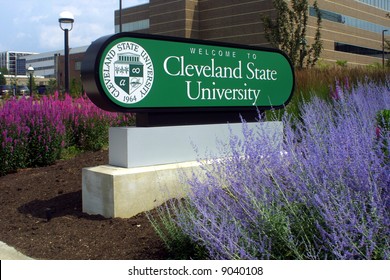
xmin=0 ymin=0 xmax=148 ymax=53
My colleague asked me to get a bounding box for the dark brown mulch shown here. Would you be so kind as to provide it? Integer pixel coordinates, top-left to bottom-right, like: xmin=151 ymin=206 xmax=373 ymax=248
xmin=0 ymin=150 xmax=168 ymax=260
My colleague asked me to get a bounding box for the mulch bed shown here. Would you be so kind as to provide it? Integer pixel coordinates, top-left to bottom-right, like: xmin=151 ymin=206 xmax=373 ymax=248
xmin=0 ymin=150 xmax=168 ymax=259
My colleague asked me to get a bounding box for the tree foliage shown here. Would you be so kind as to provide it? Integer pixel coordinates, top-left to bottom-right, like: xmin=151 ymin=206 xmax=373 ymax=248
xmin=386 ymin=39 xmax=390 ymax=67
xmin=262 ymin=0 xmax=322 ymax=69
xmin=0 ymin=67 xmax=7 ymax=85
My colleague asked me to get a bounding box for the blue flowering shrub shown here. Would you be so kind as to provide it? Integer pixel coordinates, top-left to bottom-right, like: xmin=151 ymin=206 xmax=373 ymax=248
xmin=376 ymin=109 xmax=390 ymax=160
xmin=152 ymin=80 xmax=390 ymax=260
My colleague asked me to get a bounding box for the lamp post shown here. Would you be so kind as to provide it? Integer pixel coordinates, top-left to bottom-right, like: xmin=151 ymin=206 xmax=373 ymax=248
xmin=382 ymin=29 xmax=388 ymax=68
xmin=59 ymin=11 xmax=74 ymax=94
xmin=27 ymin=65 xmax=34 ymax=97
xmin=119 ymin=0 xmax=122 ymax=32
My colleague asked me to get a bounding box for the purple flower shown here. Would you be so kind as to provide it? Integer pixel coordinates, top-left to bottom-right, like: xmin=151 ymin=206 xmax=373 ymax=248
xmin=162 ymin=78 xmax=390 ymax=260
xmin=1 ymin=92 xmax=134 ymax=173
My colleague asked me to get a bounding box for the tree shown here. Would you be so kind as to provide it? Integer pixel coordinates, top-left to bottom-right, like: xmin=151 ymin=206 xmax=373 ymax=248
xmin=262 ymin=0 xmax=322 ymax=69
xmin=385 ymin=39 xmax=390 ymax=67
xmin=0 ymin=67 xmax=8 ymax=85
xmin=386 ymin=13 xmax=390 ymax=67
xmin=70 ymin=78 xmax=83 ymax=97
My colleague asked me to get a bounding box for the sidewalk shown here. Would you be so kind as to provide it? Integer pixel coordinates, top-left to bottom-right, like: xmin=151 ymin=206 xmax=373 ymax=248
xmin=0 ymin=241 xmax=33 ymax=260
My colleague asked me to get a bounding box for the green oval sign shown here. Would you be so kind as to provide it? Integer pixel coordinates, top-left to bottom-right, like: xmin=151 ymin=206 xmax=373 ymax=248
xmin=81 ymin=33 xmax=294 ymax=113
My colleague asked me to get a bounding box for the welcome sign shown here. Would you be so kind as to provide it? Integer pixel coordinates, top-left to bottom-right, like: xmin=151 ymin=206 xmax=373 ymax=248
xmin=81 ymin=33 xmax=294 ymax=113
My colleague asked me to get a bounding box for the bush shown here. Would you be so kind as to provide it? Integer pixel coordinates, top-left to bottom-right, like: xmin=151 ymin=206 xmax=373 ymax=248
xmin=269 ymin=67 xmax=389 ymax=120
xmin=376 ymin=109 xmax=390 ymax=160
xmin=0 ymin=114 xmax=29 ymax=175
xmin=57 ymin=93 xmax=134 ymax=151
xmin=21 ymin=97 xmax=66 ymax=166
xmin=376 ymin=109 xmax=390 ymax=132
xmin=0 ymin=93 xmax=135 ymax=175
xmin=147 ymin=201 xmax=208 ymax=259
xmin=155 ymin=79 xmax=390 ymax=259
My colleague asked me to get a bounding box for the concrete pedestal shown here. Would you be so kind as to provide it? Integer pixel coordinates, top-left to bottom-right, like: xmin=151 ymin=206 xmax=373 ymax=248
xmin=82 ymin=162 xmax=200 ymax=218
xmin=82 ymin=122 xmax=283 ymax=218
xmin=108 ymin=122 xmax=283 ymax=168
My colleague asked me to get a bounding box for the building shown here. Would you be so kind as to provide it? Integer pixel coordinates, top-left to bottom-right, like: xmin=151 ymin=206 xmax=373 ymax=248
xmin=308 ymin=0 xmax=390 ymax=66
xmin=0 ymin=51 xmax=37 ymax=75
xmin=24 ymin=46 xmax=87 ymax=90
xmin=55 ymin=46 xmax=87 ymax=92
xmin=115 ymin=0 xmax=390 ymax=66
xmin=115 ymin=0 xmax=272 ymax=47
xmin=24 ymin=50 xmax=61 ymax=79
xmin=3 ymin=0 xmax=387 ymax=90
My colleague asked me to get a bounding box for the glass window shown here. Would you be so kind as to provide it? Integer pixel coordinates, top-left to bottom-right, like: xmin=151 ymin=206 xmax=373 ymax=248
xmin=310 ymin=7 xmax=389 ymax=34
xmin=335 ymin=42 xmax=387 ymax=57
xmin=355 ymin=0 xmax=390 ymax=12
xmin=115 ymin=19 xmax=150 ymax=33
xmin=75 ymin=61 xmax=81 ymax=71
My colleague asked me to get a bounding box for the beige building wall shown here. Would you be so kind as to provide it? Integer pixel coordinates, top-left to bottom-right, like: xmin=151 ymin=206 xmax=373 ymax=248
xmin=116 ymin=0 xmax=274 ymax=47
xmin=149 ymin=0 xmax=187 ymax=37
xmin=307 ymin=0 xmax=389 ymax=66
xmin=197 ymin=0 xmax=273 ymax=47
xmin=116 ymin=0 xmax=390 ymax=66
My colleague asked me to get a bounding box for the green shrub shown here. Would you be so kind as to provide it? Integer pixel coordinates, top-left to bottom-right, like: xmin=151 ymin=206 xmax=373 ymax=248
xmin=147 ymin=201 xmax=208 ymax=260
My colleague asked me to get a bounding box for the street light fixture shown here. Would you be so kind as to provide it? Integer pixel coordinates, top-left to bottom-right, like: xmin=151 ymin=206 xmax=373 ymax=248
xmin=382 ymin=29 xmax=388 ymax=68
xmin=59 ymin=11 xmax=74 ymax=94
xmin=27 ymin=65 xmax=34 ymax=97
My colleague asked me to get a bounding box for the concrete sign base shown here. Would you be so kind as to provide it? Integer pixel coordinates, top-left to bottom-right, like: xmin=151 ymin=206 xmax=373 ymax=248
xmin=109 ymin=122 xmax=283 ymax=168
xmin=82 ymin=162 xmax=199 ymax=218
xmin=82 ymin=122 xmax=283 ymax=218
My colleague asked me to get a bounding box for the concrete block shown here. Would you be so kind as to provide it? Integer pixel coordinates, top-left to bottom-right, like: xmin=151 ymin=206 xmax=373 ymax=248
xmin=82 ymin=162 xmax=201 ymax=218
xmin=109 ymin=122 xmax=283 ymax=168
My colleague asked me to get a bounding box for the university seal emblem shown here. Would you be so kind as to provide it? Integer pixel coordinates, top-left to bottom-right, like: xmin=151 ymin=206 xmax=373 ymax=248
xmin=100 ymin=39 xmax=154 ymax=106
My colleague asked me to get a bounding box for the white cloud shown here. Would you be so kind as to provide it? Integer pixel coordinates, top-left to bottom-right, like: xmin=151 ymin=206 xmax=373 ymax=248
xmin=39 ymin=26 xmax=64 ymax=51
xmin=71 ymin=23 xmax=112 ymax=48
xmin=16 ymin=32 xmax=31 ymax=40
xmin=1 ymin=0 xmax=148 ymax=53
xmin=31 ymin=15 xmax=49 ymax=23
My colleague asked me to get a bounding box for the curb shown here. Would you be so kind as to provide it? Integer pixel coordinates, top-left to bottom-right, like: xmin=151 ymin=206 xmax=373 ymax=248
xmin=0 ymin=241 xmax=33 ymax=260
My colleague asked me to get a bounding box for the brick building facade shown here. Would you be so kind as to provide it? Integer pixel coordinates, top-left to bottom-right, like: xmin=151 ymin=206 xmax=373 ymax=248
xmin=115 ymin=0 xmax=390 ymax=66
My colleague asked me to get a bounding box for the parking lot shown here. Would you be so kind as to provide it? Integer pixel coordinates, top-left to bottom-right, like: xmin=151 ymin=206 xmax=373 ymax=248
xmin=0 ymin=85 xmax=31 ymax=98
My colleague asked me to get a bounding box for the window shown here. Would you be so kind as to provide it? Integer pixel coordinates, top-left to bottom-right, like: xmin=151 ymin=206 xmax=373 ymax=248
xmin=310 ymin=7 xmax=389 ymax=34
xmin=115 ymin=19 xmax=150 ymax=33
xmin=335 ymin=42 xmax=387 ymax=57
xmin=75 ymin=61 xmax=81 ymax=71
xmin=355 ymin=0 xmax=390 ymax=12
